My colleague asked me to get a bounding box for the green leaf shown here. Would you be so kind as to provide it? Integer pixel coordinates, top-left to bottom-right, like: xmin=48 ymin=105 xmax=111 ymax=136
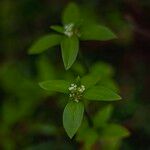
xmin=77 ymin=128 xmax=98 ymax=150
xmin=77 ymin=121 xmax=98 ymax=150
xmin=101 ymin=124 xmax=130 ymax=139
xmin=81 ymin=74 xmax=100 ymax=89
xmin=2 ymin=101 xmax=22 ymax=126
xmin=63 ymin=101 xmax=84 ymax=139
xmin=39 ymin=80 xmax=71 ymax=93
xmin=93 ymin=105 xmax=113 ymax=128
xmin=75 ymin=76 xmax=81 ymax=85
xmin=99 ymin=79 xmax=119 ymax=93
xmin=50 ymin=25 xmax=64 ymax=34
xmin=61 ymin=36 xmax=79 ymax=70
xmin=80 ymin=24 xmax=117 ymax=41
xmin=72 ymin=62 xmax=86 ymax=76
xmin=62 ymin=2 xmax=80 ymax=25
xmin=36 ymin=56 xmax=55 ymax=81
xmin=28 ymin=34 xmax=62 ymax=54
xmin=101 ymin=138 xmax=121 ymax=150
xmin=84 ymin=86 xmax=121 ymax=101
xmin=90 ymin=62 xmax=114 ymax=78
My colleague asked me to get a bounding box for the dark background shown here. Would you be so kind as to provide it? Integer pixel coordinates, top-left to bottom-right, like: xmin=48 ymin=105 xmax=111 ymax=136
xmin=0 ymin=0 xmax=150 ymax=149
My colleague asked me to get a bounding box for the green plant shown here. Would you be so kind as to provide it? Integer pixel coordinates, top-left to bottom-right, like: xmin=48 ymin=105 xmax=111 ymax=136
xmin=28 ymin=3 xmax=116 ymax=70
xmin=28 ymin=2 xmax=129 ymax=143
xmin=39 ymin=75 xmax=121 ymax=138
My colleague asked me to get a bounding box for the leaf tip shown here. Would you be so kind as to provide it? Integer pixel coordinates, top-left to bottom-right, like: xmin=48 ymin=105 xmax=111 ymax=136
xmin=107 ymin=31 xmax=117 ymax=40
xmin=68 ymin=133 xmax=74 ymax=139
xmin=28 ymin=50 xmax=34 ymax=55
xmin=112 ymin=33 xmax=118 ymax=39
xmin=38 ymin=82 xmax=44 ymax=89
xmin=117 ymin=94 xmax=122 ymax=100
xmin=28 ymin=47 xmax=34 ymax=55
xmin=65 ymin=65 xmax=71 ymax=70
xmin=64 ymin=126 xmax=76 ymax=139
xmin=28 ymin=46 xmax=41 ymax=55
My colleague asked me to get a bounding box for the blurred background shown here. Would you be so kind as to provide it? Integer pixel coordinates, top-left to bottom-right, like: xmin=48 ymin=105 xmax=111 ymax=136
xmin=0 ymin=0 xmax=150 ymax=149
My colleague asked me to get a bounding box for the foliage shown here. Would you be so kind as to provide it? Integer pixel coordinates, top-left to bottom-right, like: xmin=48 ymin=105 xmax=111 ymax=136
xmin=29 ymin=2 xmax=116 ymax=70
xmin=0 ymin=1 xmax=138 ymax=150
xmin=28 ymin=2 xmax=128 ymax=142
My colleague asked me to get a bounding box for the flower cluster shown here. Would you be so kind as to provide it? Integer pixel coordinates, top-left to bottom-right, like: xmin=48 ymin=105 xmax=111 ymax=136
xmin=64 ymin=23 xmax=75 ymax=37
xmin=68 ymin=83 xmax=85 ymax=102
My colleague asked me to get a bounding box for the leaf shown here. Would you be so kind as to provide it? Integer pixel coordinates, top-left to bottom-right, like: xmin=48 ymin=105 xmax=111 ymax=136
xmin=81 ymin=74 xmax=100 ymax=89
xmin=30 ymin=123 xmax=57 ymax=135
xmin=63 ymin=101 xmax=84 ymax=139
xmin=28 ymin=34 xmax=62 ymax=54
xmin=77 ymin=121 xmax=98 ymax=150
xmin=62 ymin=2 xmax=80 ymax=25
xmin=71 ymin=62 xmax=86 ymax=76
xmin=99 ymin=79 xmax=119 ymax=93
xmin=80 ymin=24 xmax=117 ymax=41
xmin=101 ymin=138 xmax=121 ymax=150
xmin=101 ymin=124 xmax=130 ymax=139
xmin=50 ymin=25 xmax=64 ymax=34
xmin=2 ymin=100 xmax=22 ymax=126
xmin=77 ymin=128 xmax=98 ymax=150
xmin=39 ymin=80 xmax=71 ymax=93
xmin=61 ymin=36 xmax=79 ymax=70
xmin=90 ymin=62 xmax=114 ymax=78
xmin=93 ymin=105 xmax=113 ymax=128
xmin=84 ymin=86 xmax=121 ymax=101
xmin=36 ymin=56 xmax=55 ymax=81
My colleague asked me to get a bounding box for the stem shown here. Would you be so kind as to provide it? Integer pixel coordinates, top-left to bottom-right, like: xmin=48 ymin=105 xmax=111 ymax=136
xmin=79 ymin=51 xmax=90 ymax=73
xmin=79 ymin=50 xmax=94 ymax=127
xmin=85 ymin=110 xmax=93 ymax=127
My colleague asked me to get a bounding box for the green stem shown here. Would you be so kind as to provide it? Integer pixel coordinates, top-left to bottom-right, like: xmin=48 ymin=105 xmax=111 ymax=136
xmin=85 ymin=109 xmax=93 ymax=127
xmin=79 ymin=51 xmax=90 ymax=73
xmin=79 ymin=50 xmax=94 ymax=127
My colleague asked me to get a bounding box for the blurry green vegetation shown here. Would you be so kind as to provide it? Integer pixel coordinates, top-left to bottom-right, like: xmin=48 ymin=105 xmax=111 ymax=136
xmin=28 ymin=2 xmax=125 ymax=142
xmin=0 ymin=57 xmax=129 ymax=149
xmin=0 ymin=0 xmax=149 ymax=150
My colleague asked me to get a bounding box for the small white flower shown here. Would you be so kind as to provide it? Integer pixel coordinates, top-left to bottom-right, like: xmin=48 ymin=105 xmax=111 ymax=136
xmin=68 ymin=86 xmax=74 ymax=91
xmin=68 ymin=83 xmax=86 ymax=102
xmin=73 ymin=84 xmax=77 ymax=89
xmin=68 ymin=83 xmax=77 ymax=91
xmin=64 ymin=23 xmax=74 ymax=37
xmin=74 ymin=99 xmax=79 ymax=103
xmin=78 ymin=87 xmax=83 ymax=92
xmin=81 ymin=85 xmax=85 ymax=90
xmin=71 ymin=83 xmax=75 ymax=86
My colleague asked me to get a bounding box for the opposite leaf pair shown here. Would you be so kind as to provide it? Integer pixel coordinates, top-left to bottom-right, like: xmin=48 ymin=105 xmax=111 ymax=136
xmin=28 ymin=2 xmax=120 ymax=139
xmin=29 ymin=2 xmax=116 ymax=70
xmin=39 ymin=76 xmax=121 ymax=138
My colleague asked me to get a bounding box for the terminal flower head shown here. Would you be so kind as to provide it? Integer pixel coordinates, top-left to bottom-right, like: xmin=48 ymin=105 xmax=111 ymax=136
xmin=64 ymin=23 xmax=75 ymax=37
xmin=68 ymin=83 xmax=85 ymax=102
